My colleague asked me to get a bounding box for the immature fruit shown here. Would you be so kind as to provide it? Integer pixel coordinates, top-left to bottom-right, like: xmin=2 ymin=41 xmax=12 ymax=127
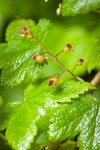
xmin=48 ymin=76 xmax=59 ymax=87
xmin=77 ymin=58 xmax=84 ymax=65
xmin=32 ymin=54 xmax=45 ymax=64
xmin=63 ymin=44 xmax=74 ymax=52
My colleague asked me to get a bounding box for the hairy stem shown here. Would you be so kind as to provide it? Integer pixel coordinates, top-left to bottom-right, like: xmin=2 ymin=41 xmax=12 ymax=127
xmin=32 ymin=34 xmax=84 ymax=82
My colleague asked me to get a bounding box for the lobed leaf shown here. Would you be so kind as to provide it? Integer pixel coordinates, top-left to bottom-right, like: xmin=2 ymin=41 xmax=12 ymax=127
xmin=6 ymin=102 xmax=38 ymax=150
xmin=88 ymin=29 xmax=100 ymax=72
xmin=24 ymin=78 xmax=95 ymax=103
xmin=2 ymin=79 xmax=95 ymax=150
xmin=61 ymin=0 xmax=100 ymax=16
xmin=0 ymin=102 xmax=19 ymax=130
xmin=48 ymin=94 xmax=100 ymax=150
xmin=0 ymin=19 xmax=51 ymax=87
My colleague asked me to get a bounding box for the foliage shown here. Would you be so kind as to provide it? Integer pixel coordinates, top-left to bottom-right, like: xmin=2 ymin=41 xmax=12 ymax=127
xmin=0 ymin=19 xmax=51 ymax=87
xmin=88 ymin=29 xmax=100 ymax=72
xmin=61 ymin=0 xmax=100 ymax=16
xmin=0 ymin=0 xmax=100 ymax=150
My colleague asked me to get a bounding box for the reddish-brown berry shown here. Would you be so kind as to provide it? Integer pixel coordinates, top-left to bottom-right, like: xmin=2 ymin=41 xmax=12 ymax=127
xmin=48 ymin=76 xmax=59 ymax=87
xmin=32 ymin=54 xmax=45 ymax=64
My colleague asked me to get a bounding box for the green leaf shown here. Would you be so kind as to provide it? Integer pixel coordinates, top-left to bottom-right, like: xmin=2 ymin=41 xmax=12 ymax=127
xmin=61 ymin=0 xmax=100 ymax=16
xmin=59 ymin=140 xmax=77 ymax=150
xmin=88 ymin=29 xmax=100 ymax=72
xmin=48 ymin=94 xmax=100 ymax=150
xmin=25 ymin=78 xmax=95 ymax=103
xmin=0 ymin=100 xmax=38 ymax=150
xmin=0 ymin=85 xmax=24 ymax=103
xmin=93 ymin=83 xmax=100 ymax=102
xmin=0 ymin=43 xmax=7 ymax=69
xmin=0 ymin=19 xmax=51 ymax=87
xmin=6 ymin=102 xmax=38 ymax=150
xmin=0 ymin=79 xmax=94 ymax=150
xmin=0 ymin=102 xmax=18 ymax=130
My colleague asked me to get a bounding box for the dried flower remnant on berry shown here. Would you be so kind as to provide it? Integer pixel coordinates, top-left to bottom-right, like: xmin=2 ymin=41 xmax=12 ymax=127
xmin=77 ymin=59 xmax=84 ymax=65
xmin=72 ymin=58 xmax=84 ymax=72
xmin=20 ymin=26 xmax=32 ymax=38
xmin=20 ymin=26 xmax=30 ymax=37
xmin=48 ymin=76 xmax=59 ymax=87
xmin=56 ymin=44 xmax=74 ymax=57
xmin=32 ymin=54 xmax=46 ymax=64
xmin=63 ymin=44 xmax=74 ymax=52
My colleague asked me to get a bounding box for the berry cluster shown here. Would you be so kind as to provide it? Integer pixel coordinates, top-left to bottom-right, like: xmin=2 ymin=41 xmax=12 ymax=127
xmin=20 ymin=25 xmax=84 ymax=87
